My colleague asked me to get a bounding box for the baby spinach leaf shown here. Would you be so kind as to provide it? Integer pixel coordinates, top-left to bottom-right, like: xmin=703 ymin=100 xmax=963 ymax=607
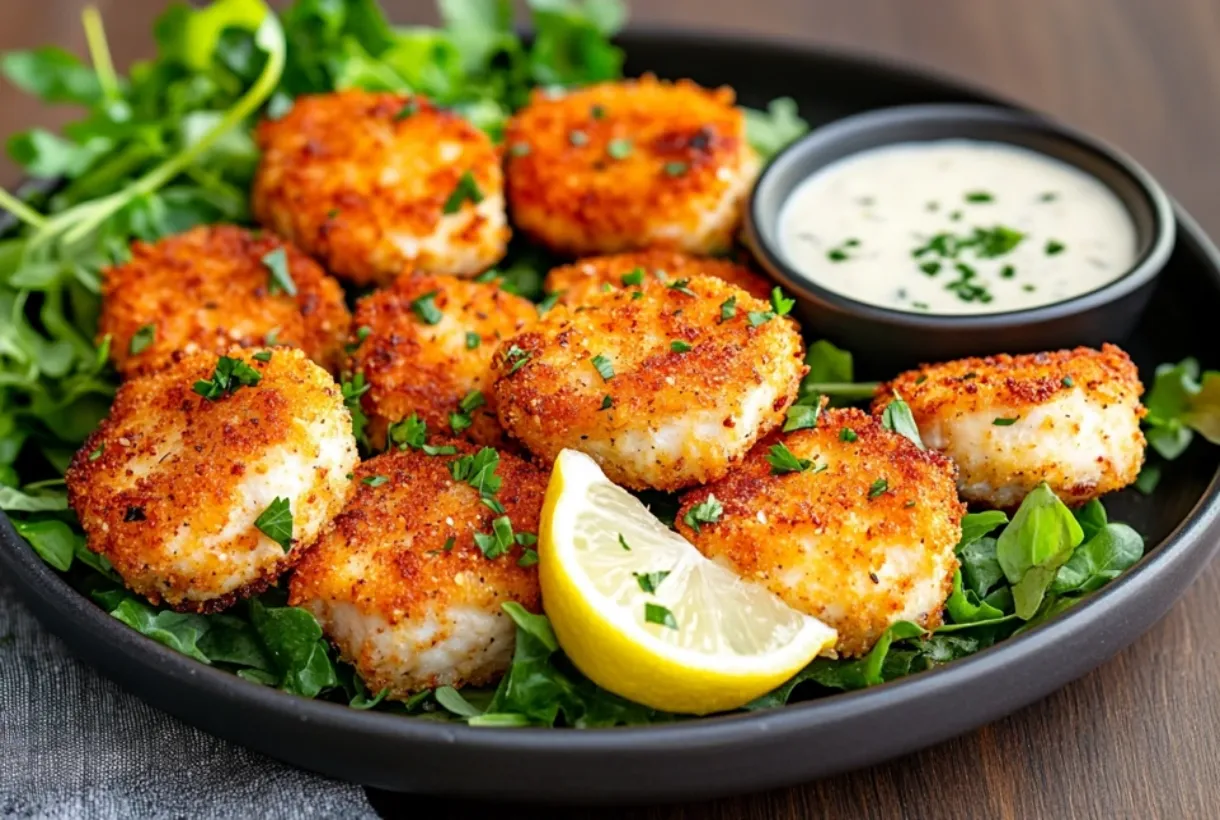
xmin=435 ymin=685 xmax=486 ymax=718
xmin=944 ymin=570 xmax=1011 ymax=624
xmin=248 ymin=598 xmax=337 ymax=697
xmin=0 ymin=486 xmax=69 ymax=512
xmin=109 ymin=599 xmax=212 ymax=664
xmin=995 ymin=484 xmax=1083 ymax=619
xmin=13 ymin=518 xmax=80 ymax=571
xmin=957 ymin=510 xmax=1009 ymax=552
xmin=744 ymin=97 xmax=808 ymax=161
xmin=1072 ymin=499 xmax=1108 ymax=542
xmin=197 ymin=613 xmax=273 ymax=670
xmin=959 ymin=536 xmax=1005 ymax=599
xmin=0 ymin=47 xmax=104 ymax=105
xmin=1051 ymin=523 xmax=1144 ymax=595
xmin=799 ymin=339 xmax=878 ymax=402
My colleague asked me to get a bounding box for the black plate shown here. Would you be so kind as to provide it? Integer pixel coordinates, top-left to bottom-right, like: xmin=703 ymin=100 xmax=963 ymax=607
xmin=3 ymin=29 xmax=1220 ymax=804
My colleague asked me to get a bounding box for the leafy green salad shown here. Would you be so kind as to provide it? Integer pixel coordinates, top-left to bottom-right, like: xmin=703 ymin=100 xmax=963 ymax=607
xmin=0 ymin=0 xmax=1212 ymax=727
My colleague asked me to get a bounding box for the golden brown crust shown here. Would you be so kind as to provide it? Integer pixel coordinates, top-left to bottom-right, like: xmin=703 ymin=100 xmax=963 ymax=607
xmin=349 ymin=273 xmax=537 ymax=450
xmin=544 ymin=249 xmax=774 ymax=306
xmin=253 ymin=90 xmax=508 ymax=285
xmin=504 ymin=76 xmax=758 ymax=256
xmin=491 ymin=274 xmax=804 ymax=490
xmin=676 ymin=409 xmax=964 ymax=656
xmin=66 ymin=348 xmax=357 ymax=612
xmin=99 ymin=225 xmax=350 ymax=378
xmin=288 ymin=443 xmax=544 ymax=691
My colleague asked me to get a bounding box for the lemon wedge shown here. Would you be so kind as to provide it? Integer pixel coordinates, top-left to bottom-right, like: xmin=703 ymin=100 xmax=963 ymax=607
xmin=538 ymin=449 xmax=838 ymax=715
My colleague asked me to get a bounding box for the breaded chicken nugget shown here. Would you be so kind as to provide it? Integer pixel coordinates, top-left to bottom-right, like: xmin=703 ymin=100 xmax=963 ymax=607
xmin=875 ymin=344 xmax=1146 ymax=508
xmin=66 ymin=348 xmax=357 ymax=612
xmin=253 ymin=90 xmax=508 ymax=286
xmin=544 ymin=249 xmax=773 ymax=307
xmin=504 ymin=76 xmax=759 ymax=257
xmin=349 ymin=273 xmax=537 ymax=450
xmin=676 ymin=409 xmax=964 ymax=657
xmin=289 ymin=444 xmax=544 ymax=698
xmin=99 ymin=225 xmax=350 ymax=378
xmin=492 ymin=275 xmax=804 ymax=491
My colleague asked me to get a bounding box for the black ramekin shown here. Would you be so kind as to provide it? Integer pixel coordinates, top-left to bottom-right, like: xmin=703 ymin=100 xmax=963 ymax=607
xmin=744 ymin=103 xmax=1176 ymax=371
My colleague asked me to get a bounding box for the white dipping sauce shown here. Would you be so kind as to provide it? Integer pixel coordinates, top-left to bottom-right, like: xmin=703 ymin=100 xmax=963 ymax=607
xmin=777 ymin=140 xmax=1139 ymax=314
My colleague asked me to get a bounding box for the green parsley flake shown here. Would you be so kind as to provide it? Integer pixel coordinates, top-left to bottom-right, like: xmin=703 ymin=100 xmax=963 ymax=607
xmin=670 ymin=340 xmax=691 ymax=353
xmin=255 ymin=497 xmax=293 ymax=552
xmin=621 ymin=268 xmax=644 ymax=286
xmin=992 ymin=417 xmax=1020 ymax=426
xmin=644 ymin=603 xmax=678 ymax=630
xmin=634 ymin=570 xmax=671 ymax=594
xmin=450 ymin=447 xmax=502 ymax=496
xmin=683 ymin=494 xmax=723 ymax=533
xmin=129 ymin=324 xmax=155 ymax=355
xmin=1045 ymin=240 xmax=1066 ymax=256
xmin=262 ymin=248 xmax=296 ymax=296
xmin=868 ymin=478 xmax=889 ymax=499
xmin=442 ymin=171 xmax=484 ymax=215
xmin=517 ymin=549 xmax=539 ymax=568
xmin=599 ymin=394 xmax=613 ymax=410
xmin=767 ymin=443 xmax=813 ymax=475
xmin=663 ymin=161 xmax=688 ymax=177
xmin=345 ymin=325 xmax=372 ymax=355
xmin=394 ymin=99 xmax=419 ymax=120
xmin=465 ymin=332 xmax=481 ymax=350
xmin=193 ymin=356 xmax=262 ymax=400
xmin=362 ymin=475 xmax=388 ymax=487
xmin=410 ymin=290 xmax=443 ymax=325
xmin=474 ymin=515 xmax=515 ymax=559
xmin=1062 ymin=376 xmax=1075 ymax=388
xmin=443 ymin=536 xmax=456 ymax=552
xmin=590 ymin=104 xmax=606 ymax=120
xmin=667 ymin=279 xmax=696 ymax=296
xmin=720 ymin=296 xmax=737 ymax=321
xmin=88 ymin=444 xmax=104 ymax=461
xmin=839 ymin=427 xmax=858 ymax=442
xmin=591 ymin=353 xmax=614 ymax=381
xmin=537 ymin=291 xmax=563 ymax=314
xmin=618 ymin=533 xmax=631 ymax=551
xmin=608 ymin=138 xmax=633 ymax=159
xmin=252 ymin=350 xmax=272 ymax=363
xmin=783 ymin=402 xmax=821 ymax=433
xmin=505 ymin=344 xmax=531 ymax=375
xmin=568 ymin=130 xmax=589 ymax=146
xmin=964 ymin=191 xmax=994 ymax=203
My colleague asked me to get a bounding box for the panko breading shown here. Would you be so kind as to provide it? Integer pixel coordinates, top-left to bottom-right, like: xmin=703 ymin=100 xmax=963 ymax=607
xmin=288 ymin=444 xmax=545 ymax=698
xmin=676 ymin=409 xmax=965 ymax=657
xmin=66 ymin=348 xmax=357 ymax=612
xmin=99 ymin=225 xmax=350 ymax=378
xmin=349 ymin=274 xmax=537 ymax=450
xmin=875 ymin=344 xmax=1146 ymax=508
xmin=253 ymin=90 xmax=508 ymax=286
xmin=504 ymin=76 xmax=759 ymax=257
xmin=544 ymin=249 xmax=774 ymax=307
xmin=492 ymin=275 xmax=804 ymax=491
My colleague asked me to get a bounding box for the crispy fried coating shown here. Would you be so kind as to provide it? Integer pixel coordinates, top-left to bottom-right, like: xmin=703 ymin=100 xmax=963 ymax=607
xmin=253 ymin=90 xmax=508 ymax=286
xmin=66 ymin=348 xmax=358 ymax=612
xmin=288 ymin=444 xmax=544 ymax=698
xmin=544 ymin=249 xmax=774 ymax=307
xmin=875 ymin=344 xmax=1146 ymax=508
xmin=504 ymin=76 xmax=759 ymax=257
xmin=99 ymin=225 xmax=350 ymax=378
xmin=491 ymin=274 xmax=804 ymax=491
xmin=349 ymin=273 xmax=537 ymax=450
xmin=676 ymin=409 xmax=964 ymax=657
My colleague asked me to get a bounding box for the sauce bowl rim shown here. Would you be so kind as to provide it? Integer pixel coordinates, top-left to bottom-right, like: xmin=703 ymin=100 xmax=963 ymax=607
xmin=744 ymin=102 xmax=1176 ymax=328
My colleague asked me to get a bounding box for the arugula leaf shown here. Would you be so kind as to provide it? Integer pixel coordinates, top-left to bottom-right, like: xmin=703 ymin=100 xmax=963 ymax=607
xmin=995 ymin=483 xmax=1084 ymax=619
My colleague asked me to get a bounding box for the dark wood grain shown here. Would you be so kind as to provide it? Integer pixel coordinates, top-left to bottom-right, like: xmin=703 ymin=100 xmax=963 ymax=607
xmin=3 ymin=2 xmax=1219 ymax=817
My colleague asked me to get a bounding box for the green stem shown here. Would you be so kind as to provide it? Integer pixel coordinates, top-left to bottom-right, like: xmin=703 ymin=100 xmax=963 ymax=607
xmin=0 ymin=187 xmax=48 ymax=231
xmin=802 ymin=382 xmax=880 ymax=399
xmin=82 ymin=6 xmax=120 ymax=102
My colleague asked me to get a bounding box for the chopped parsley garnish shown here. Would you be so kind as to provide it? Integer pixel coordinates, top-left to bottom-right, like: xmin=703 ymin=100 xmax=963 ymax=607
xmin=591 ymin=353 xmax=615 ymax=381
xmin=340 ymin=372 xmax=370 ymax=442
xmin=767 ymin=443 xmax=813 ymax=475
xmin=667 ymin=279 xmax=696 ymax=296
xmin=252 ymin=350 xmax=272 ymax=363
xmin=88 ymin=444 xmax=104 ymax=461
xmin=920 ymin=261 xmax=940 ymax=276
xmin=720 ymin=295 xmax=737 ymax=321
xmin=840 ymin=427 xmax=858 ymax=442
xmin=505 ymin=344 xmax=531 ymax=375
xmin=599 ymin=394 xmax=613 ymax=410
xmin=1000 ymin=265 xmax=1016 ymax=279
xmin=621 ymin=268 xmax=644 ymax=286
xmin=474 ymin=515 xmax=515 ymax=559
xmin=827 ymin=249 xmax=848 ymax=262
xmin=568 ymin=129 xmax=589 ymax=146
xmin=509 ymin=141 xmax=530 ymax=157
xmin=993 ymin=417 xmax=1020 ymax=426
xmin=964 ymin=191 xmax=994 ymax=203
xmin=362 ymin=475 xmax=388 ymax=487
xmin=443 ymin=536 xmax=456 ymax=552
xmin=644 ymin=602 xmax=678 ymax=630
xmin=670 ymin=340 xmax=691 ymax=353
xmin=607 ymin=138 xmax=633 ymax=159
xmin=450 ymin=447 xmax=502 ymax=496
xmin=537 ymin=291 xmax=562 ymax=314
xmin=255 ymin=497 xmax=293 ymax=552
xmin=1062 ymin=376 xmax=1075 ymax=388
xmin=880 ymin=397 xmax=925 ymax=449
xmin=442 ymin=171 xmax=484 ymax=214
xmin=410 ymin=290 xmax=443 ymax=325
xmin=326 ymin=208 xmax=340 ymax=219
xmin=129 ymin=324 xmax=155 ymax=355
xmin=590 ymin=103 xmax=606 ymax=119
xmin=747 ymin=287 xmax=796 ymax=327
xmin=631 ymin=291 xmax=643 ymax=300
xmin=450 ymin=390 xmax=486 ymax=433
xmin=465 ymin=332 xmax=481 ymax=350
xmin=868 ymin=478 xmax=889 ymax=499
xmin=262 ymin=248 xmax=296 ymax=296
xmin=517 ymin=549 xmax=539 ymax=568
xmin=193 ymin=356 xmax=262 ymax=400
xmin=1039 ymin=192 xmax=1058 ymax=202
xmin=389 ymin=414 xmax=456 ymax=456
xmin=345 ymin=325 xmax=372 ymax=355
xmin=949 ymin=210 xmax=963 ymax=221
xmin=618 ymin=533 xmax=631 ymax=551
xmin=783 ymin=402 xmax=821 ymax=432
xmin=1045 ymin=240 xmax=1066 ymax=256
xmin=913 ymin=225 xmax=1025 ymax=262
xmin=683 ymin=494 xmax=723 ymax=533
xmin=394 ymin=98 xmax=418 ymax=120
xmin=663 ymin=160 xmax=688 ymax=177
xmin=634 ymin=570 xmax=671 ymax=594
xmin=482 ymin=496 xmax=506 ymax=515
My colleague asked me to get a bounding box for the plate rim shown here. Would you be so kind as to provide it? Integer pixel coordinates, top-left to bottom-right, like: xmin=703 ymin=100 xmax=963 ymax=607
xmin=2 ymin=23 xmax=1220 ymax=787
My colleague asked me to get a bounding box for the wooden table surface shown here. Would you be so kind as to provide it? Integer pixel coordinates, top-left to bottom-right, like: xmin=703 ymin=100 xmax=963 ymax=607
xmin=3 ymin=1 xmax=1219 ymax=817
